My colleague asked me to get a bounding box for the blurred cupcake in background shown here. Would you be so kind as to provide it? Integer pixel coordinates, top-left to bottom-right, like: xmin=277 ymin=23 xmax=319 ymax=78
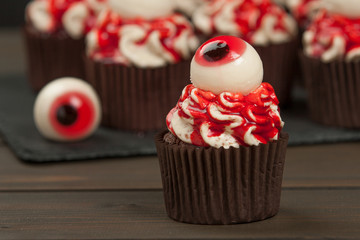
xmin=85 ymin=0 xmax=199 ymax=132
xmin=301 ymin=0 xmax=360 ymax=128
xmin=24 ymin=0 xmax=108 ymax=91
xmin=192 ymin=0 xmax=298 ymax=105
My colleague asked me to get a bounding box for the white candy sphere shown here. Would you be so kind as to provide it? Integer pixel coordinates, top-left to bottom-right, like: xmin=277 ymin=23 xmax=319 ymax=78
xmin=323 ymin=0 xmax=360 ymax=18
xmin=34 ymin=77 xmax=101 ymax=142
xmin=108 ymin=0 xmax=176 ymax=20
xmin=191 ymin=36 xmax=263 ymax=95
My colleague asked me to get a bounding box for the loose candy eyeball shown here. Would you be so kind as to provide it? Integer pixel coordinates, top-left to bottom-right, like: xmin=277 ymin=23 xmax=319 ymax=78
xmin=34 ymin=77 xmax=101 ymax=142
xmin=108 ymin=0 xmax=176 ymax=20
xmin=191 ymin=36 xmax=263 ymax=95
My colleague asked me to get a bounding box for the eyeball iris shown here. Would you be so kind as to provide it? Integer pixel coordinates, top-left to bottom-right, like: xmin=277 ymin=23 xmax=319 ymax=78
xmin=195 ymin=35 xmax=247 ymax=66
xmin=49 ymin=92 xmax=96 ymax=138
xmin=34 ymin=77 xmax=101 ymax=141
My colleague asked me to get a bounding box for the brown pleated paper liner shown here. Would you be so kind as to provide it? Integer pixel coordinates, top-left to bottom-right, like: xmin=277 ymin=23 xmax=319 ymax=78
xmin=155 ymin=131 xmax=289 ymax=225
xmin=300 ymin=53 xmax=360 ymax=128
xmin=85 ymin=58 xmax=191 ymax=132
xmin=255 ymin=39 xmax=298 ymax=106
xmin=23 ymin=25 xmax=86 ymax=92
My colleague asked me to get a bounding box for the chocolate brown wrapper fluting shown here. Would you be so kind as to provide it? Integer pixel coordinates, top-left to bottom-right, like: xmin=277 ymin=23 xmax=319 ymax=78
xmin=300 ymin=53 xmax=360 ymax=128
xmin=255 ymin=39 xmax=298 ymax=106
xmin=23 ymin=25 xmax=86 ymax=92
xmin=85 ymin=58 xmax=191 ymax=132
xmin=155 ymin=130 xmax=289 ymax=225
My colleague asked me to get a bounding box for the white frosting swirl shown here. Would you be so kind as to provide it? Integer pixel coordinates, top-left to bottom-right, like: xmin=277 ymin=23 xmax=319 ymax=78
xmin=193 ymin=0 xmax=297 ymax=46
xmin=26 ymin=0 xmax=53 ymax=33
xmin=62 ymin=3 xmax=90 ymax=39
xmin=26 ymin=0 xmax=108 ymax=39
xmin=167 ymin=84 xmax=284 ymax=148
xmin=87 ymin=14 xmax=199 ymax=67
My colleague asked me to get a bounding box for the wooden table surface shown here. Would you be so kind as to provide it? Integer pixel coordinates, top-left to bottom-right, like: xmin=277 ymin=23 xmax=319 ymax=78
xmin=1 ymin=29 xmax=360 ymax=240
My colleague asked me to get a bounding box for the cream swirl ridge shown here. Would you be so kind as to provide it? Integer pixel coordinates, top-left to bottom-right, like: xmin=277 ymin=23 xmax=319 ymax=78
xmin=166 ymin=83 xmax=284 ymax=148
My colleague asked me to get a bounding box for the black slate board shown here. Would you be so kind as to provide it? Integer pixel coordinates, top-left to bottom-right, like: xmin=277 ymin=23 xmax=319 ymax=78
xmin=0 ymin=74 xmax=359 ymax=162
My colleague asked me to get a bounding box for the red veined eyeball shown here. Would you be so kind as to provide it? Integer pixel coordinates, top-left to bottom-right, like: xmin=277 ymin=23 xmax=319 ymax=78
xmin=191 ymin=36 xmax=263 ymax=95
xmin=34 ymin=77 xmax=101 ymax=142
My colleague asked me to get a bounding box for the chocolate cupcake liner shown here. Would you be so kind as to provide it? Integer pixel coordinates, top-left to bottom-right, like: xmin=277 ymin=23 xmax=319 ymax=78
xmin=255 ymin=39 xmax=298 ymax=106
xmin=300 ymin=53 xmax=360 ymax=128
xmin=23 ymin=25 xmax=85 ymax=92
xmin=85 ymin=58 xmax=191 ymax=132
xmin=155 ymin=131 xmax=289 ymax=225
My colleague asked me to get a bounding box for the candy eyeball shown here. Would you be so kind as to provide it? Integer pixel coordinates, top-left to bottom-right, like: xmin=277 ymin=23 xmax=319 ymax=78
xmin=34 ymin=77 xmax=101 ymax=142
xmin=108 ymin=0 xmax=176 ymax=20
xmin=191 ymin=36 xmax=263 ymax=96
xmin=323 ymin=0 xmax=360 ymax=18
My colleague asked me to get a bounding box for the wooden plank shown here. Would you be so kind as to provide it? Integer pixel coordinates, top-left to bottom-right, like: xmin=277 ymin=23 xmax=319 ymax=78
xmin=0 ymin=189 xmax=359 ymax=239
xmin=1 ymin=142 xmax=360 ymax=191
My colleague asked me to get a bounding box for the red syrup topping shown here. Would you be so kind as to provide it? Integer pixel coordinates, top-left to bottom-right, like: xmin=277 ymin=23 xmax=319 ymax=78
xmin=49 ymin=92 xmax=95 ymax=138
xmin=47 ymin=0 xmax=97 ymax=34
xmin=166 ymin=83 xmax=282 ymax=147
xmin=307 ymin=10 xmax=360 ymax=58
xmin=91 ymin=11 xmax=193 ymax=62
xmin=194 ymin=36 xmax=246 ymax=66
xmin=205 ymin=0 xmax=289 ymax=43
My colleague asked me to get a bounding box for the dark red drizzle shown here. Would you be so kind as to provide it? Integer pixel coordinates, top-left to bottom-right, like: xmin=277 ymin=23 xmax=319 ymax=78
xmin=307 ymin=10 xmax=360 ymax=58
xmin=167 ymin=83 xmax=282 ymax=147
xmin=49 ymin=92 xmax=95 ymax=139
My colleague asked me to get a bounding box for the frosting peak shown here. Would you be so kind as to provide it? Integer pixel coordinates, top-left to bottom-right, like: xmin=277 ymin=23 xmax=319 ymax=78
xmin=166 ymin=83 xmax=283 ymax=148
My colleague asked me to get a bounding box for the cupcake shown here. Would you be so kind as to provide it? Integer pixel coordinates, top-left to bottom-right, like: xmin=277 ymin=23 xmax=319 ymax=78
xmin=301 ymin=0 xmax=360 ymax=128
xmin=192 ymin=0 xmax=298 ymax=105
xmin=85 ymin=0 xmax=199 ymax=131
xmin=155 ymin=36 xmax=289 ymax=224
xmin=24 ymin=0 xmax=107 ymax=91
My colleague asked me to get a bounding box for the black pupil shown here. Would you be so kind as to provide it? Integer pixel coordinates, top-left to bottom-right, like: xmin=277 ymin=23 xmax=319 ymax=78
xmin=203 ymin=41 xmax=229 ymax=62
xmin=56 ymin=105 xmax=78 ymax=126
